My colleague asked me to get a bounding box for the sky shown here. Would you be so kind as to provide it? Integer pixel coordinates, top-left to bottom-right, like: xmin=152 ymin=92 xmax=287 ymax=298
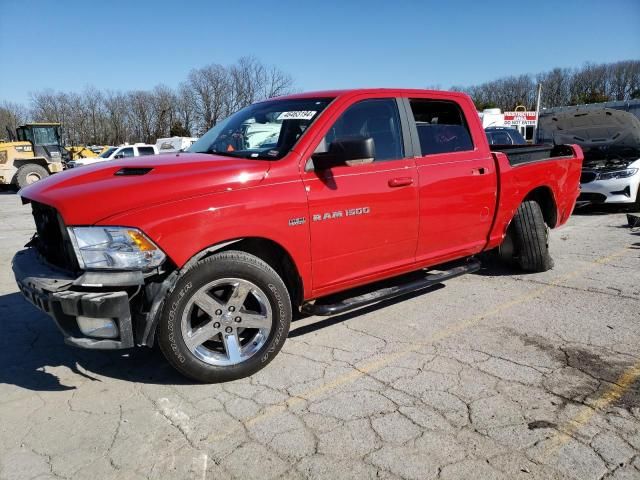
xmin=1 ymin=0 xmax=639 ymax=105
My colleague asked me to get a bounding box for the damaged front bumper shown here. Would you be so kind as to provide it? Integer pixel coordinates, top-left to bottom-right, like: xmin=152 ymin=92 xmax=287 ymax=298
xmin=12 ymin=247 xmax=140 ymax=349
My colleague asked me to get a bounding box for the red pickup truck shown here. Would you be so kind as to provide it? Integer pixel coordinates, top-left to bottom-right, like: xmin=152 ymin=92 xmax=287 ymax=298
xmin=12 ymin=89 xmax=583 ymax=382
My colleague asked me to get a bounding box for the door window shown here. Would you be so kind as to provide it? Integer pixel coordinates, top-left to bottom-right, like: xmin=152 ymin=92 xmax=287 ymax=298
xmin=409 ymin=99 xmax=474 ymax=155
xmin=320 ymin=99 xmax=404 ymax=161
xmin=118 ymin=147 xmax=135 ymax=158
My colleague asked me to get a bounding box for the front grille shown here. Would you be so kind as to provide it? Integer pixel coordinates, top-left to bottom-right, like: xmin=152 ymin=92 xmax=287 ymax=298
xmin=577 ymin=192 xmax=607 ymax=204
xmin=580 ymin=171 xmax=597 ymax=184
xmin=31 ymin=202 xmax=78 ymax=272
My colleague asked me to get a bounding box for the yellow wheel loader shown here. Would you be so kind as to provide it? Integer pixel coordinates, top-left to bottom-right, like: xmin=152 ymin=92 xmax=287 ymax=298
xmin=0 ymin=123 xmax=66 ymax=189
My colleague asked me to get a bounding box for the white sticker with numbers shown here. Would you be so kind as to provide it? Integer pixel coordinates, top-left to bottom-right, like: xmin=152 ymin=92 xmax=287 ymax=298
xmin=277 ymin=110 xmax=317 ymax=121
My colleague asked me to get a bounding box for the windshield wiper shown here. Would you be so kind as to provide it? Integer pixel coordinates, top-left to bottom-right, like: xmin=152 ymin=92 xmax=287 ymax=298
xmin=205 ymin=148 xmax=276 ymax=160
xmin=205 ymin=149 xmax=242 ymax=157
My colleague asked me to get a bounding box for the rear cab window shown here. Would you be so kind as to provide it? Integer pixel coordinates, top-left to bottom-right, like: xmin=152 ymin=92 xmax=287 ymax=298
xmin=408 ymin=99 xmax=474 ymax=156
xmin=487 ymin=131 xmax=513 ymax=145
xmin=137 ymin=146 xmax=156 ymax=156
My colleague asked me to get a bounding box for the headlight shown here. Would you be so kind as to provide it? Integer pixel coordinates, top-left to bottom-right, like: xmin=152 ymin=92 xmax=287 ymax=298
xmin=598 ymin=168 xmax=638 ymax=180
xmin=68 ymin=227 xmax=166 ymax=270
xmin=0 ymin=151 xmax=7 ymax=164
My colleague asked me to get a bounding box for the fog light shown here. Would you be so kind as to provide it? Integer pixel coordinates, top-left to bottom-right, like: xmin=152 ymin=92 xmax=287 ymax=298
xmin=77 ymin=316 xmax=118 ymax=339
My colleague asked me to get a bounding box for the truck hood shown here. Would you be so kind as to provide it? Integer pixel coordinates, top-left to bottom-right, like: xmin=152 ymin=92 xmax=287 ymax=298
xmin=539 ymin=108 xmax=640 ymax=161
xmin=19 ymin=153 xmax=270 ymax=225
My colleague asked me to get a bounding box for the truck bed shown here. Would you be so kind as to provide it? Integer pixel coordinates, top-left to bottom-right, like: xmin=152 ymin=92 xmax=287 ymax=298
xmin=490 ymin=144 xmax=574 ymax=166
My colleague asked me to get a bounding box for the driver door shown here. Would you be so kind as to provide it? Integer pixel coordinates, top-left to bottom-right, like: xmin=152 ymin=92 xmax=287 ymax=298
xmin=302 ymin=98 xmax=419 ymax=295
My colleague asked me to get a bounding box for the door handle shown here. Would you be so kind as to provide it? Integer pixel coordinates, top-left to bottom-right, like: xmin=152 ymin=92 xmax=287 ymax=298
xmin=388 ymin=177 xmax=414 ymax=187
xmin=471 ymin=167 xmax=488 ymax=175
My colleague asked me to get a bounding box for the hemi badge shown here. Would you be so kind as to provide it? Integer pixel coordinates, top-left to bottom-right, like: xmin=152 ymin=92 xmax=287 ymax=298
xmin=288 ymin=217 xmax=306 ymax=226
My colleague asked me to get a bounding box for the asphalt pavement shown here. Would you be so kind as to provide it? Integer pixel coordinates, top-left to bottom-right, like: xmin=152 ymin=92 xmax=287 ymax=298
xmin=1 ymin=191 xmax=639 ymax=480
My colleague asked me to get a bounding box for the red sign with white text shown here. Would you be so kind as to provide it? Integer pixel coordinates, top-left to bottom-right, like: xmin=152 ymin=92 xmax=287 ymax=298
xmin=503 ymin=111 xmax=537 ymax=126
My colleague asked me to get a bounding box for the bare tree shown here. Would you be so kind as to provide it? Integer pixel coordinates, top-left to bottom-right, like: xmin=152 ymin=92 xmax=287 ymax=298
xmin=0 ymin=101 xmax=29 ymax=140
xmin=11 ymin=58 xmax=640 ymax=146
xmin=175 ymin=82 xmax=195 ymax=135
xmin=536 ymin=68 xmax=572 ymax=108
xmin=262 ymin=65 xmax=294 ymax=99
xmin=608 ymin=60 xmax=640 ymax=101
xmin=103 ymin=91 xmax=130 ymax=145
xmin=30 ymin=90 xmax=77 ymax=144
xmin=151 ymin=85 xmax=176 ymax=140
xmin=82 ymin=86 xmax=105 ymax=144
xmin=128 ymin=90 xmax=156 ymax=143
xmin=188 ymin=63 xmax=229 ymax=133
xmin=4 ymin=57 xmax=297 ymax=145
xmin=569 ymin=62 xmax=610 ymax=104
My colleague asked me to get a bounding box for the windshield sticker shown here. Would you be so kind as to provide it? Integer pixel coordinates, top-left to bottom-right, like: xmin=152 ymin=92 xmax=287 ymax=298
xmin=277 ymin=110 xmax=317 ymax=121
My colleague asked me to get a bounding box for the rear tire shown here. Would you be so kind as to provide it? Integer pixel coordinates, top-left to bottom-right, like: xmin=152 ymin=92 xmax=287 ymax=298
xmin=157 ymin=251 xmax=292 ymax=383
xmin=15 ymin=164 xmax=49 ymax=189
xmin=504 ymin=200 xmax=554 ymax=272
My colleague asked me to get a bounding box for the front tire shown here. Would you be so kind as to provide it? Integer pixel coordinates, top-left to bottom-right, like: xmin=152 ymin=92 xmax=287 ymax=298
xmin=157 ymin=251 xmax=292 ymax=383
xmin=15 ymin=164 xmax=49 ymax=188
xmin=502 ymin=200 xmax=554 ymax=272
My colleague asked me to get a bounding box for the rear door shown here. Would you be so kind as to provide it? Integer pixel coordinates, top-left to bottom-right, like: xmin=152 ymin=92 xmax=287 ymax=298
xmin=405 ymin=96 xmax=497 ymax=263
xmin=302 ymin=97 xmax=419 ymax=293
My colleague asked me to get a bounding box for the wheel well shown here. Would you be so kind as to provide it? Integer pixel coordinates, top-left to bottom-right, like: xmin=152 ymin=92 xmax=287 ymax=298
xmin=13 ymin=158 xmax=49 ymax=170
xmin=213 ymin=238 xmax=303 ymax=309
xmin=523 ymin=187 xmax=558 ymax=227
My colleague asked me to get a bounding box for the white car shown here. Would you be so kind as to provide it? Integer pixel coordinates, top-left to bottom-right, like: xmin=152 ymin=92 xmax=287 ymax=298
xmin=67 ymin=144 xmax=158 ymax=168
xmin=538 ymin=108 xmax=640 ymax=208
xmin=579 ymin=158 xmax=640 ymax=207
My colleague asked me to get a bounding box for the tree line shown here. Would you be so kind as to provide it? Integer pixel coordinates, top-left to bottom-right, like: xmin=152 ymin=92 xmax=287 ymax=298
xmin=453 ymin=60 xmax=640 ymax=111
xmin=2 ymin=58 xmax=639 ymax=146
xmin=0 ymin=56 xmax=294 ymax=146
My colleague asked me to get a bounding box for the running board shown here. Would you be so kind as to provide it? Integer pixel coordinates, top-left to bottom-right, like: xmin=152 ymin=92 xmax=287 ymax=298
xmin=302 ymin=259 xmax=481 ymax=316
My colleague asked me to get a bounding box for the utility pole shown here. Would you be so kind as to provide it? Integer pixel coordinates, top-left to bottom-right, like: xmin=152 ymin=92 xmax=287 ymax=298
xmin=534 ymin=83 xmax=542 ymax=143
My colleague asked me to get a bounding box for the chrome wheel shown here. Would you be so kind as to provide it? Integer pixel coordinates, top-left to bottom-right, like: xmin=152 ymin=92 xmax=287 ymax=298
xmin=180 ymin=278 xmax=272 ymax=366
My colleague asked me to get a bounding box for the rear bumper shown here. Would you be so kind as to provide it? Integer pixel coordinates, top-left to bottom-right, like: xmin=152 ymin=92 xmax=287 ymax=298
xmin=12 ymin=248 xmax=135 ymax=349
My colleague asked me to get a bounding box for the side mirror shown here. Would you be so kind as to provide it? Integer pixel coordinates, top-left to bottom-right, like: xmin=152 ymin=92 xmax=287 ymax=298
xmin=312 ymin=136 xmax=375 ymax=170
xmin=114 ymin=153 xmax=124 ymax=159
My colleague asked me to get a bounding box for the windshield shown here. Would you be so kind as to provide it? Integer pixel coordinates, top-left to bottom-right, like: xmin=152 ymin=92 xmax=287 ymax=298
xmin=33 ymin=127 xmax=59 ymax=145
xmin=99 ymin=147 xmax=118 ymax=158
xmin=189 ymin=98 xmax=333 ymax=159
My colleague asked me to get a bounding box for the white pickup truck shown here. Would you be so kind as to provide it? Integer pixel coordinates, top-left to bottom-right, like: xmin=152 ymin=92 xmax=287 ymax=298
xmin=67 ymin=144 xmax=158 ymax=168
